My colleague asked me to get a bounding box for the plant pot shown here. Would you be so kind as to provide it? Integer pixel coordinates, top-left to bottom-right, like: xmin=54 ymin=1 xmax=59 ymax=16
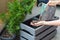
xmin=20 ymin=15 xmax=59 ymax=40
xmin=1 ymin=35 xmax=15 ymax=40
xmin=0 ymin=29 xmax=16 ymax=40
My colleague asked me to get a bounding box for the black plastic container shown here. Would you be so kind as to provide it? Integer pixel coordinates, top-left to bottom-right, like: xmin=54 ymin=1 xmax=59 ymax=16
xmin=0 ymin=28 xmax=16 ymax=40
xmin=0 ymin=35 xmax=15 ymax=40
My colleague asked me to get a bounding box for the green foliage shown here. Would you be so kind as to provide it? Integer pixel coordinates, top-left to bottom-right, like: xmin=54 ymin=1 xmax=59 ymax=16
xmin=20 ymin=0 xmax=36 ymax=14
xmin=0 ymin=13 xmax=8 ymax=23
xmin=0 ymin=0 xmax=36 ymax=35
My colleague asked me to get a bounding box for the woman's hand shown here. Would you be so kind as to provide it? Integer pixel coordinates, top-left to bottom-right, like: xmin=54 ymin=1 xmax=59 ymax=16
xmin=47 ymin=1 xmax=58 ymax=6
xmin=30 ymin=21 xmax=46 ymax=26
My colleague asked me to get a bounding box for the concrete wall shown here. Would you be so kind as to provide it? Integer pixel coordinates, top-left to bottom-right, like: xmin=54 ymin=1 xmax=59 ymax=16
xmin=25 ymin=7 xmax=40 ymax=20
xmin=0 ymin=0 xmax=13 ymax=13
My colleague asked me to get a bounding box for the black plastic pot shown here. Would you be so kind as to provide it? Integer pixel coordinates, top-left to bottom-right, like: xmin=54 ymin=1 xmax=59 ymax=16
xmin=0 ymin=35 xmax=16 ymax=40
xmin=0 ymin=28 xmax=16 ymax=40
xmin=23 ymin=17 xmax=39 ymax=29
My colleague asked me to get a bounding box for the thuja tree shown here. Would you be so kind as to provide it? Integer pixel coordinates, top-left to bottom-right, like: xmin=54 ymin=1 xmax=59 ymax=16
xmin=5 ymin=0 xmax=37 ymax=35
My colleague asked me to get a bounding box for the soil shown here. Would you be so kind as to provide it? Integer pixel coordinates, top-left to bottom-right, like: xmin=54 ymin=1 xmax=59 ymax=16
xmin=23 ymin=16 xmax=41 ymax=29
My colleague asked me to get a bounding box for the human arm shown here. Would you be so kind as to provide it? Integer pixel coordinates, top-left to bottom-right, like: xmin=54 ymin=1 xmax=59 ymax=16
xmin=31 ymin=19 xmax=60 ymax=26
xmin=43 ymin=19 xmax=60 ymax=26
xmin=47 ymin=0 xmax=60 ymax=6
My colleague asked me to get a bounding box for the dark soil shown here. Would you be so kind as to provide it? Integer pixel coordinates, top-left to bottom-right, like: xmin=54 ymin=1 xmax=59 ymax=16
xmin=23 ymin=17 xmax=40 ymax=29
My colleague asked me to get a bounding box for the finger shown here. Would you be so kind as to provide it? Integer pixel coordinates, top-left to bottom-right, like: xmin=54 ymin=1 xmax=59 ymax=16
xmin=48 ymin=3 xmax=56 ymax=6
xmin=30 ymin=22 xmax=38 ymax=26
xmin=34 ymin=23 xmax=40 ymax=26
xmin=33 ymin=24 xmax=39 ymax=27
xmin=48 ymin=2 xmax=57 ymax=6
xmin=30 ymin=22 xmax=35 ymax=25
xmin=47 ymin=1 xmax=52 ymax=5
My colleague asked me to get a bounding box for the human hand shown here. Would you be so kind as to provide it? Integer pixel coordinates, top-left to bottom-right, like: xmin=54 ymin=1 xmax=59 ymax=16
xmin=30 ymin=21 xmax=46 ymax=26
xmin=47 ymin=1 xmax=58 ymax=6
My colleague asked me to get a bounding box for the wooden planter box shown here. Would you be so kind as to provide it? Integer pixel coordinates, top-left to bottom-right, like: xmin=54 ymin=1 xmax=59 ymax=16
xmin=20 ymin=16 xmax=59 ymax=40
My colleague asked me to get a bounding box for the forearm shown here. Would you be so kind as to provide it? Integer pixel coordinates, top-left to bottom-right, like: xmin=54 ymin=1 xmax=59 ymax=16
xmin=44 ymin=19 xmax=60 ymax=26
xmin=49 ymin=0 xmax=60 ymax=5
xmin=58 ymin=0 xmax=60 ymax=5
xmin=54 ymin=0 xmax=60 ymax=5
